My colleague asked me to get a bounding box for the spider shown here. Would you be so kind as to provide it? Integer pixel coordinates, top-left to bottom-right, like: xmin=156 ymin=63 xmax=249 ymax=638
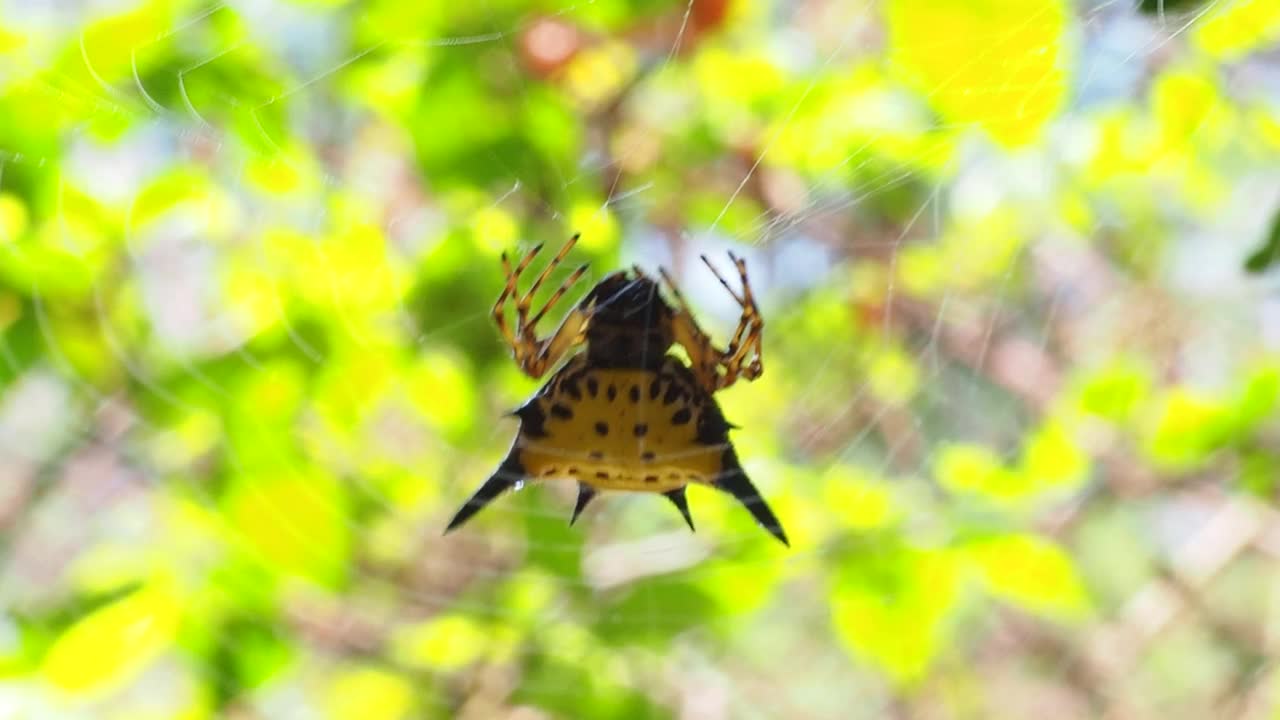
xmin=444 ymin=233 xmax=788 ymax=546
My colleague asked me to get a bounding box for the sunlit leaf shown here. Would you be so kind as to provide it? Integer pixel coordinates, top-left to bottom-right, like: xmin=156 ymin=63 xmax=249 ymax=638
xmin=1076 ymin=358 xmax=1151 ymax=422
xmin=223 ymin=470 xmax=351 ymax=587
xmin=567 ymin=202 xmax=619 ymax=252
xmin=0 ymin=192 xmax=29 ymax=241
xmin=886 ymin=0 xmax=1071 ymax=147
xmin=326 ymin=666 xmax=416 ymax=720
xmin=406 ymin=349 xmax=476 ymax=437
xmin=471 ymin=205 xmax=519 ymax=256
xmin=822 ymin=466 xmax=902 ymax=531
xmin=1232 ymin=363 xmax=1280 ymax=432
xmin=1193 ymin=0 xmax=1280 ymax=61
xmin=935 ymin=443 xmax=1021 ymax=502
xmin=390 ymin=614 xmax=489 ymax=671
xmin=866 ymin=342 xmax=920 ymax=405
xmin=831 ymin=546 xmax=961 ymax=683
xmin=963 ymin=534 xmax=1090 ymax=619
xmin=74 ymin=2 xmax=173 ymax=85
xmin=42 ymin=583 xmax=181 ymax=695
xmin=1145 ymin=388 xmax=1233 ymax=471
xmin=1151 ymin=68 xmax=1232 ymax=151
xmin=562 ymin=41 xmax=637 ymax=111
xmin=1018 ymin=419 xmax=1089 ymax=493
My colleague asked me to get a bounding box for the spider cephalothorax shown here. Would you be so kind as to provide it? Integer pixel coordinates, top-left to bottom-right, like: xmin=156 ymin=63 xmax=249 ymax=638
xmin=444 ymin=234 xmax=788 ymax=545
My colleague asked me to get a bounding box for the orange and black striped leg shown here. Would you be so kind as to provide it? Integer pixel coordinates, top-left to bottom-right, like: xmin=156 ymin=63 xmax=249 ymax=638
xmin=492 ymin=234 xmax=592 ymax=379
xmin=659 ymin=265 xmax=724 ymax=394
xmin=700 ymin=252 xmax=764 ymax=391
xmin=714 ymin=448 xmax=788 ymax=546
xmin=444 ymin=443 xmax=526 ymax=533
xmin=663 ymin=487 xmax=696 ymax=532
xmin=570 ymin=484 xmax=596 ymax=526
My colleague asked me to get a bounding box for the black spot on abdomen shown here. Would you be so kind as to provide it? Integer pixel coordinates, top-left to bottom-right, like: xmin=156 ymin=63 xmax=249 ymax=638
xmin=663 ymin=384 xmax=681 ymax=405
xmin=671 ymin=408 xmax=692 ymax=425
xmin=550 ymin=404 xmax=574 ymax=420
xmin=594 ymin=422 xmax=609 ymax=436
xmin=634 ymin=423 xmax=648 ymax=437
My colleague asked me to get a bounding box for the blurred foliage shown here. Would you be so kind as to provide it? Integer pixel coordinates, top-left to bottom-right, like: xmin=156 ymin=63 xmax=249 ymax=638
xmin=1 ymin=0 xmax=1279 ymax=718
xmin=1244 ymin=207 xmax=1280 ymax=273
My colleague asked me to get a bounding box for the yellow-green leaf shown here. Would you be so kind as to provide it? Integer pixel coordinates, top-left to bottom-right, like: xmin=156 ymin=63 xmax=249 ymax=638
xmin=822 ymin=466 xmax=902 ymax=531
xmin=42 ymin=583 xmax=180 ymax=695
xmin=886 ymin=0 xmax=1071 ymax=147
xmin=389 ymin=614 xmax=488 ymax=672
xmin=1018 ymin=419 xmax=1089 ymax=492
xmin=1145 ymin=388 xmax=1232 ymax=471
xmin=935 ymin=442 xmax=1021 ymax=501
xmin=831 ymin=547 xmax=960 ymax=683
xmin=224 ymin=470 xmax=351 ymax=587
xmin=964 ymin=534 xmax=1090 ymax=619
xmin=1076 ymin=358 xmax=1151 ymax=422
xmin=327 ymin=666 xmax=416 ymax=720
xmin=1193 ymin=0 xmax=1280 ymax=61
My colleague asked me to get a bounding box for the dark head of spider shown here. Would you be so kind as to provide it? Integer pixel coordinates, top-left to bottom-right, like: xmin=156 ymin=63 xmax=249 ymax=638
xmin=580 ymin=270 xmax=675 ymax=370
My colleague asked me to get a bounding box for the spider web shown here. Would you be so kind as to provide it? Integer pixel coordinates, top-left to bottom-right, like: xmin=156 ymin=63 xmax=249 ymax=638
xmin=1 ymin=0 xmax=1279 ymax=718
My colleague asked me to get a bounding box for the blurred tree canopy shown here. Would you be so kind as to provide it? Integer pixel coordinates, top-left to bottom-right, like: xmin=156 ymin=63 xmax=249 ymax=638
xmin=1 ymin=0 xmax=1280 ymax=718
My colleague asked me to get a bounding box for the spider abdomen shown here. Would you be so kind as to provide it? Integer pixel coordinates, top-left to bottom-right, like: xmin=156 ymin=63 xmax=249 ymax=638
xmin=515 ymin=358 xmax=728 ymax=493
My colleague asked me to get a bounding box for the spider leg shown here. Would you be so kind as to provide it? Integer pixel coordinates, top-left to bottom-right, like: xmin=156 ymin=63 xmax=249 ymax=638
xmin=659 ymin=265 xmax=723 ymax=393
xmin=492 ymin=234 xmax=592 ymax=378
xmin=519 ymin=234 xmax=580 ymax=317
xmin=700 ymin=252 xmax=764 ymax=390
xmin=492 ymin=244 xmax=543 ymax=351
xmin=661 ymin=252 xmax=766 ymax=393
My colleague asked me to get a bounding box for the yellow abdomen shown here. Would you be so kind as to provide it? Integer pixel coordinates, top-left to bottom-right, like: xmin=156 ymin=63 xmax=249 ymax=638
xmin=515 ymin=364 xmax=724 ymax=493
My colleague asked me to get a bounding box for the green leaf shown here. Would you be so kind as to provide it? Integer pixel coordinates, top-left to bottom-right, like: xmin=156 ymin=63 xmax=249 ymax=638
xmin=1077 ymin=358 xmax=1152 ymax=422
xmin=1018 ymin=419 xmax=1089 ymax=494
xmin=1145 ymin=388 xmax=1234 ymax=471
xmin=512 ymin=654 xmax=672 ymax=720
xmin=41 ymin=583 xmax=181 ymax=696
xmin=223 ymin=470 xmax=351 ymax=588
xmin=1244 ymin=206 xmax=1280 ymax=274
xmin=1138 ymin=0 xmax=1212 ymax=13
xmin=963 ymin=534 xmax=1091 ymax=619
xmin=595 ymin=579 xmax=721 ymax=648
xmin=326 ymin=665 xmax=419 ymax=720
xmin=885 ymin=0 xmax=1071 ymax=146
xmin=935 ymin=442 xmax=1022 ymax=503
xmin=390 ymin=614 xmax=489 ymax=672
xmin=830 ymin=544 xmax=961 ymax=683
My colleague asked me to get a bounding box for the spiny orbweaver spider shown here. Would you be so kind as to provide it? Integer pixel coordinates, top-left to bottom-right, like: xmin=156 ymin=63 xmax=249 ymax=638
xmin=445 ymin=233 xmax=787 ymax=545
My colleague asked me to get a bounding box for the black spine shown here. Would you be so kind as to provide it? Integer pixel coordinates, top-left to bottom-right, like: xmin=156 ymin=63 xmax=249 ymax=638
xmin=663 ymin=487 xmax=696 ymax=532
xmin=715 ymin=447 xmax=789 ymax=546
xmin=570 ymin=483 xmax=596 ymax=525
xmin=444 ymin=444 xmax=525 ymax=533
